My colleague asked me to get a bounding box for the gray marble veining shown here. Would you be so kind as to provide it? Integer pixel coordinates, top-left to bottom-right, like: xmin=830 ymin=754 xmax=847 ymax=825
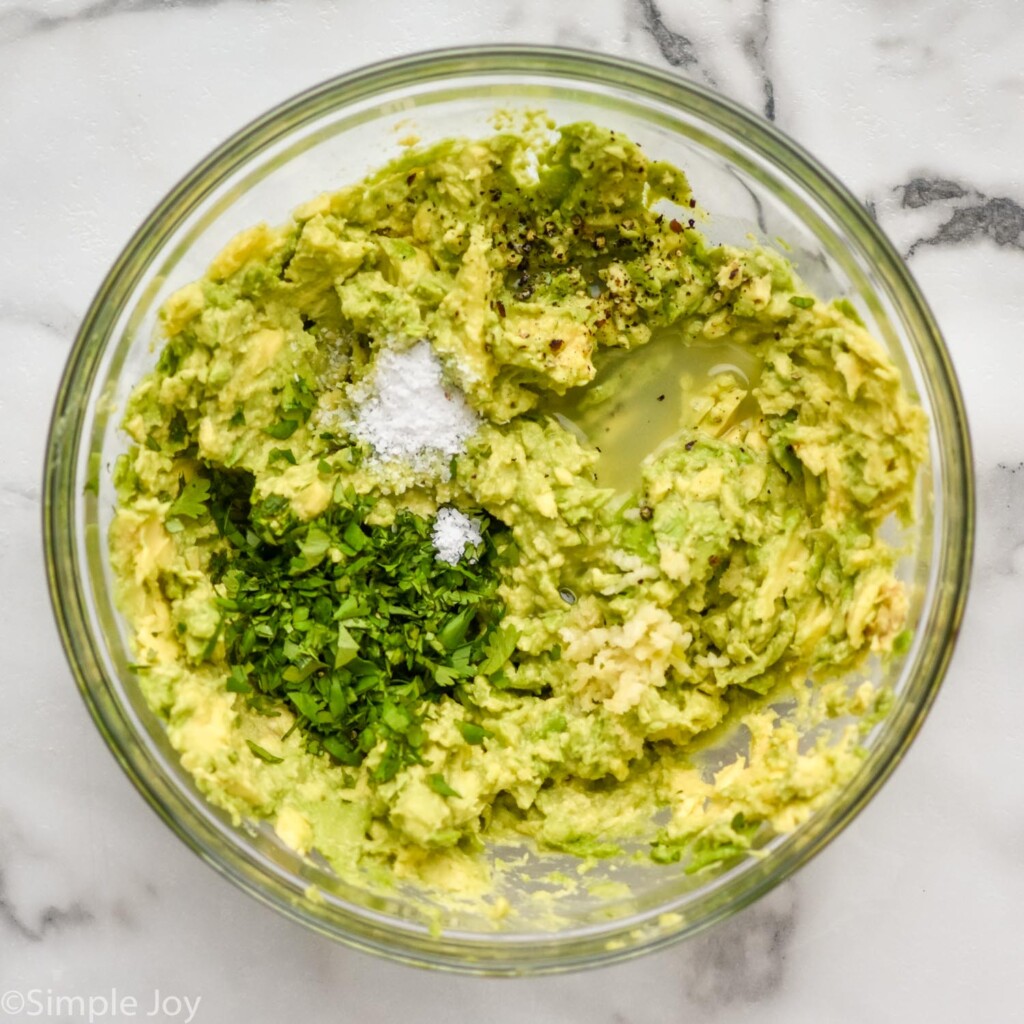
xmin=866 ymin=175 xmax=1024 ymax=257
xmin=635 ymin=0 xmax=708 ymax=78
xmin=0 ymin=0 xmax=267 ymax=43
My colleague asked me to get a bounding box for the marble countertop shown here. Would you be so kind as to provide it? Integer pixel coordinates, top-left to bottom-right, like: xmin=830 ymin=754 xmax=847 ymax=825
xmin=2 ymin=1 xmax=1021 ymax=1020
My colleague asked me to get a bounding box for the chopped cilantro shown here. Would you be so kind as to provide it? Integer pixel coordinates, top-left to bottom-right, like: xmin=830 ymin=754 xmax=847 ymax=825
xmin=246 ymin=739 xmax=283 ymax=764
xmin=479 ymin=624 xmax=520 ymax=675
xmin=226 ymin=665 xmax=252 ymax=693
xmin=268 ymin=447 xmax=297 ymax=466
xmin=168 ymin=410 xmax=189 ymax=445
xmin=201 ymin=470 xmax=511 ymax=779
xmin=156 ymin=341 xmax=182 ymax=376
xmin=282 ymin=376 xmax=316 ymax=422
xmin=788 ymin=295 xmax=814 ymax=309
xmin=458 ymin=721 xmax=493 ymax=745
xmin=265 ymin=419 xmax=299 ymax=440
xmin=428 ymin=773 xmax=461 ymax=798
xmin=167 ymin=476 xmax=211 ymax=519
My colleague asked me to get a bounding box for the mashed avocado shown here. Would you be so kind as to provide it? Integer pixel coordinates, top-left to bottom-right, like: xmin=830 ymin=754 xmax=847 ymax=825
xmin=110 ymin=121 xmax=926 ymax=906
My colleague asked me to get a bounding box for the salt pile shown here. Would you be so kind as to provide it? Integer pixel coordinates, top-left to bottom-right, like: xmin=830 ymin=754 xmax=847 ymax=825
xmin=431 ymin=507 xmax=483 ymax=565
xmin=347 ymin=341 xmax=479 ymax=475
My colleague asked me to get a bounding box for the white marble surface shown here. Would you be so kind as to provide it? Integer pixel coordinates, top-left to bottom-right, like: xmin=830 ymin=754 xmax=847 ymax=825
xmin=1 ymin=0 xmax=1022 ymax=1019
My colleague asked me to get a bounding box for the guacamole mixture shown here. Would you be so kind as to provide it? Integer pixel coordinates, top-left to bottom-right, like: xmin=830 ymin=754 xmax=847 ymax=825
xmin=111 ymin=121 xmax=927 ymax=907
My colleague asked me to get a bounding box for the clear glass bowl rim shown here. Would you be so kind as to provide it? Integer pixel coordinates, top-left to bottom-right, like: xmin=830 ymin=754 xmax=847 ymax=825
xmin=43 ymin=44 xmax=974 ymax=975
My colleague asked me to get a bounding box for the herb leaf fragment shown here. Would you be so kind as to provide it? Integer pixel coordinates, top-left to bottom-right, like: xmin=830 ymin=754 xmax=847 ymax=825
xmin=246 ymin=739 xmax=284 ymax=764
xmin=198 ymin=469 xmax=512 ymax=781
xmin=428 ymin=773 xmax=462 ymax=798
xmin=167 ymin=476 xmax=211 ymax=519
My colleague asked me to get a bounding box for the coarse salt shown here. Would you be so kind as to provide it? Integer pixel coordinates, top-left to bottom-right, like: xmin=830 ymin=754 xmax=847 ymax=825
xmin=431 ymin=507 xmax=482 ymax=565
xmin=346 ymin=341 xmax=479 ymax=474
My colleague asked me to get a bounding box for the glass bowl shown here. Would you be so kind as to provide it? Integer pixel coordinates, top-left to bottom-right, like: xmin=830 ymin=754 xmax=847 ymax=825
xmin=43 ymin=45 xmax=973 ymax=974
